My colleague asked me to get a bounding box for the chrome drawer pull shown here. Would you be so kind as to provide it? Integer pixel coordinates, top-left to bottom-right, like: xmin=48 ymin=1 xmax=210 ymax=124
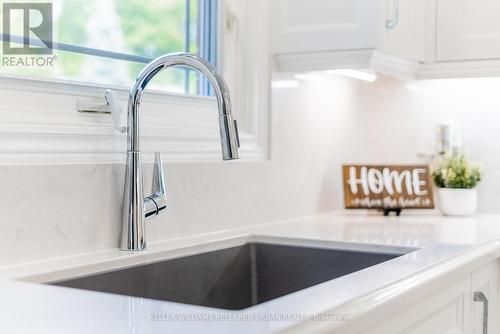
xmin=474 ymin=291 xmax=488 ymax=334
xmin=386 ymin=0 xmax=400 ymax=29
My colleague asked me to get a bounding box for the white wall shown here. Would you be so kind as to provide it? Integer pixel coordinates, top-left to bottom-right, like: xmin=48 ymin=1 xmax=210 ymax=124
xmin=352 ymin=75 xmax=500 ymax=213
xmin=270 ymin=73 xmax=500 ymax=216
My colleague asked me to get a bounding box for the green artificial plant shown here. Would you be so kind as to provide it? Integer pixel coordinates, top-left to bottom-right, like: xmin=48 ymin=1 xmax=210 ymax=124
xmin=432 ymin=155 xmax=482 ymax=189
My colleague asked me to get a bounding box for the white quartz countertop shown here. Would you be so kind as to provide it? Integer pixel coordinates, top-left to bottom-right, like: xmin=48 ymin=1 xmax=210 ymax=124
xmin=2 ymin=211 xmax=500 ymax=334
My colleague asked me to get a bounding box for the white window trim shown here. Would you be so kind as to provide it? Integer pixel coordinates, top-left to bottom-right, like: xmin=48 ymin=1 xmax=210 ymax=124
xmin=0 ymin=0 xmax=269 ymax=165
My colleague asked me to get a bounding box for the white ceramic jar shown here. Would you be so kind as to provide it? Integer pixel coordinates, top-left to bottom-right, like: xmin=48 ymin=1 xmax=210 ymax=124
xmin=438 ymin=188 xmax=477 ymax=216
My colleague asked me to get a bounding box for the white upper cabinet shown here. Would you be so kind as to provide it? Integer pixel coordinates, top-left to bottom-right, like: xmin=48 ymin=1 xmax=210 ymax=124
xmin=378 ymin=0 xmax=434 ymax=62
xmin=271 ymin=0 xmax=381 ymax=54
xmin=271 ymin=0 xmax=500 ymax=78
xmin=437 ymin=0 xmax=500 ymax=61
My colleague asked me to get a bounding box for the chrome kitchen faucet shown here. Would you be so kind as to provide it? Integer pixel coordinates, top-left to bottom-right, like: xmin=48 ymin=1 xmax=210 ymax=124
xmin=121 ymin=53 xmax=240 ymax=251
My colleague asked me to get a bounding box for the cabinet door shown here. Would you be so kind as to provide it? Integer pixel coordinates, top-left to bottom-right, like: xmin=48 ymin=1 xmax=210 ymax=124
xmin=270 ymin=0 xmax=381 ymax=54
xmin=471 ymin=261 xmax=498 ymax=334
xmin=367 ymin=275 xmax=472 ymax=334
xmin=378 ymin=0 xmax=434 ymax=62
xmin=437 ymin=0 xmax=500 ymax=61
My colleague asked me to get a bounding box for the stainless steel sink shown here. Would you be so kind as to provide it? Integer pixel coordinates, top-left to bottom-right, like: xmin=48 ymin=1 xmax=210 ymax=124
xmin=50 ymin=241 xmax=410 ymax=310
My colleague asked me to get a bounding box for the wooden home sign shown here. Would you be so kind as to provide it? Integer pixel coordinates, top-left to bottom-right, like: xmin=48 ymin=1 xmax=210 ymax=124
xmin=342 ymin=165 xmax=434 ymax=210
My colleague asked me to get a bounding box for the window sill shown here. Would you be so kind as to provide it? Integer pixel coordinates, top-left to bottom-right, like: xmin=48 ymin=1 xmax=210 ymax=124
xmin=0 ymin=73 xmax=267 ymax=165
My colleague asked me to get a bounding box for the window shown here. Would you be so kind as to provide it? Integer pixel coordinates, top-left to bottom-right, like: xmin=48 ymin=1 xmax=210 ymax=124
xmin=0 ymin=0 xmax=218 ymax=95
xmin=0 ymin=0 xmax=269 ymax=164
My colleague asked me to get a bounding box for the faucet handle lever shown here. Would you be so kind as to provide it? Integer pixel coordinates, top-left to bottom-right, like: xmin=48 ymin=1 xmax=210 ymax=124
xmin=144 ymin=152 xmax=167 ymax=218
xmin=233 ymin=119 xmax=240 ymax=148
xmin=152 ymin=152 xmax=166 ymax=195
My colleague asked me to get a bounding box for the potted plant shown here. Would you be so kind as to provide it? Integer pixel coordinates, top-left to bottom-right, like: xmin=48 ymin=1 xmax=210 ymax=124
xmin=432 ymin=155 xmax=482 ymax=216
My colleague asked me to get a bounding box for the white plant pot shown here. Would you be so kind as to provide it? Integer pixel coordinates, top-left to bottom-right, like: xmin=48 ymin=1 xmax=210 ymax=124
xmin=438 ymin=188 xmax=478 ymax=216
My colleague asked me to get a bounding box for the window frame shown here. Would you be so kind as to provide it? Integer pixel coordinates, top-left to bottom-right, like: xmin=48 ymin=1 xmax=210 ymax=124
xmin=0 ymin=0 xmax=270 ymax=164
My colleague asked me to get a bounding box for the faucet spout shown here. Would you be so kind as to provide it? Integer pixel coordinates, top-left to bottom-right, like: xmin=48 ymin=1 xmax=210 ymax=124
xmin=127 ymin=52 xmax=239 ymax=159
xmin=121 ymin=52 xmax=240 ymax=251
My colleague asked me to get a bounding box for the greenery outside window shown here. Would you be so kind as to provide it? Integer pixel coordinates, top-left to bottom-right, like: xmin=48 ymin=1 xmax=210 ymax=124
xmin=0 ymin=0 xmax=218 ymax=95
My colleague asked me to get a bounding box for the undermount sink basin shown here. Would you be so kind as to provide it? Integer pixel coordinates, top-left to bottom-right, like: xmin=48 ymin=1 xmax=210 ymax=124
xmin=50 ymin=240 xmax=411 ymax=310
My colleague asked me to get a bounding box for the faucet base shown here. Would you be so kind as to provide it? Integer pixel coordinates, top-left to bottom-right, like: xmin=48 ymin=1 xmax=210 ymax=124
xmin=121 ymin=151 xmax=146 ymax=251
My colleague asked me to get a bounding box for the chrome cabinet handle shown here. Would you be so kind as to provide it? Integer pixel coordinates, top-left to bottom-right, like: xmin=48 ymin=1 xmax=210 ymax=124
xmin=386 ymin=0 xmax=400 ymax=29
xmin=474 ymin=291 xmax=488 ymax=334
